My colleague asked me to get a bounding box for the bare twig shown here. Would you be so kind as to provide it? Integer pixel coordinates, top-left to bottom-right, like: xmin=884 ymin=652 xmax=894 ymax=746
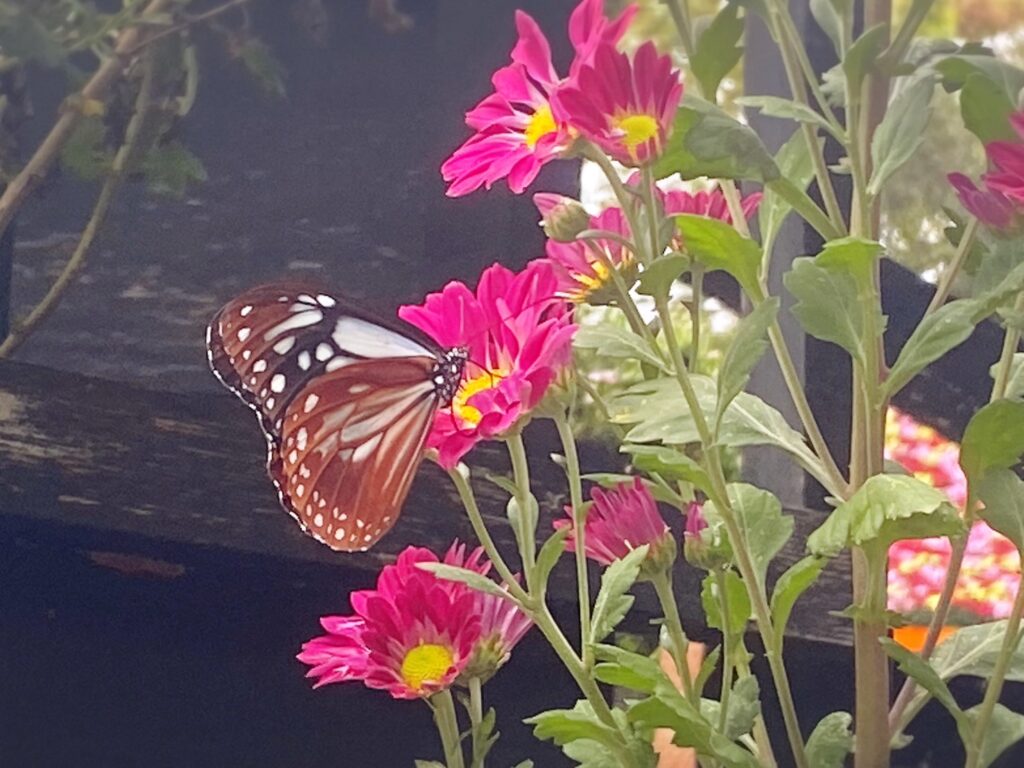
xmin=121 ymin=0 xmax=254 ymax=58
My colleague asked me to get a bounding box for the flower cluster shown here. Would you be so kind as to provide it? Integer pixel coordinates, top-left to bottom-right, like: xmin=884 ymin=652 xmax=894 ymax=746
xmin=885 ymin=408 xmax=1020 ymax=621
xmin=442 ymin=0 xmax=680 ymax=196
xmin=949 ymin=110 xmax=1024 ymax=232
xmin=400 ymin=260 xmax=575 ymax=469
xmin=298 ymin=542 xmax=531 ymax=698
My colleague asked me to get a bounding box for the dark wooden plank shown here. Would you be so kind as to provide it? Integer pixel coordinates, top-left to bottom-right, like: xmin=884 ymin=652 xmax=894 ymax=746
xmin=0 ymin=359 xmax=850 ymax=644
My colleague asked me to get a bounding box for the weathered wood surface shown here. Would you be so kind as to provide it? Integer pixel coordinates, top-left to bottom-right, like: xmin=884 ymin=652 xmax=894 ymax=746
xmin=0 ymin=359 xmax=852 ymax=644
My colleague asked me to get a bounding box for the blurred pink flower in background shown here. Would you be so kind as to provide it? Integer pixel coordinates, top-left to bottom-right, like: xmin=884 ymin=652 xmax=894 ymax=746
xmin=400 ymin=261 xmax=575 ymax=468
xmin=885 ymin=408 xmax=1020 ymax=621
xmin=948 ymin=110 xmax=1024 ymax=231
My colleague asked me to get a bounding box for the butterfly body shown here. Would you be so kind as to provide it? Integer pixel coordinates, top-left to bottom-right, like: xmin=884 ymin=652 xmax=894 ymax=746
xmin=207 ymin=284 xmax=466 ymax=551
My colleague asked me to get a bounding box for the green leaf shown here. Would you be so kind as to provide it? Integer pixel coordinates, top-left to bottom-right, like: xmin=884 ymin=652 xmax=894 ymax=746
xmin=574 ymin=324 xmax=668 ymax=372
xmin=977 ymin=469 xmax=1024 ymax=553
xmin=809 ymin=0 xmax=846 ymax=55
xmin=592 ymin=645 xmax=664 ymax=694
xmin=0 ymin=10 xmax=67 ymax=66
xmin=510 ymin=762 xmax=535 ymax=768
xmin=807 ymin=475 xmax=965 ymax=557
xmin=533 ymin=526 xmax=570 ymax=587
xmin=675 ymin=214 xmax=762 ymax=296
xmin=723 ymin=676 xmax=761 ymax=741
xmin=868 ymin=75 xmax=936 ymax=196
xmin=622 ymin=444 xmax=712 ymax=490
xmin=701 ymin=571 xmax=751 ymax=636
xmin=694 ymin=645 xmax=723 ymax=695
xmin=507 ymin=494 xmax=540 ymax=556
xmin=843 ymin=25 xmax=889 ymax=105
xmin=885 ymin=298 xmax=986 ymax=398
xmin=237 ymin=39 xmax=287 ymax=97
xmin=729 ymin=484 xmax=793 ymax=590
xmin=417 ymin=563 xmax=515 ymax=600
xmin=931 ymin=620 xmax=1024 ymax=683
xmin=142 ymin=142 xmax=207 ymax=197
xmin=961 ymin=400 xmax=1024 ymax=483
xmin=716 ymin=298 xmax=779 ymax=426
xmin=965 ymin=704 xmax=1024 ymax=768
xmin=590 ymin=546 xmax=649 ymax=643
xmin=816 ymin=237 xmax=884 ymax=274
xmin=414 ymin=761 xmax=446 ymax=768
xmin=990 ymin=354 xmax=1024 ymax=399
xmin=736 ymin=95 xmax=838 ymax=137
xmin=769 ymin=556 xmax=827 ymax=647
xmin=937 ymin=55 xmax=1024 ymax=106
xmin=635 ymin=253 xmax=690 ymax=300
xmin=60 ymin=118 xmax=112 ymax=182
xmin=525 ymin=707 xmax=620 ymax=748
xmin=784 ymin=257 xmax=868 ymax=365
xmin=654 ymin=96 xmax=779 ymax=183
xmin=805 ymin=712 xmax=854 ymax=768
xmin=691 ymin=4 xmax=744 ymax=98
xmin=960 ymin=72 xmax=1020 ymax=144
xmin=759 ymin=130 xmax=821 ymax=247
xmin=881 ymin=638 xmax=972 ymax=745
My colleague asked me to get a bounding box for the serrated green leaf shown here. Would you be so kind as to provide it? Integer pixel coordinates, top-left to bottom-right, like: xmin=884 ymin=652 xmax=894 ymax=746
xmin=675 ymin=214 xmax=762 ymax=296
xmin=977 ymin=469 xmax=1024 ymax=553
xmin=961 ymin=400 xmax=1024 ymax=482
xmin=417 ymin=563 xmax=515 ymax=600
xmin=691 ymin=4 xmax=744 ymax=98
xmin=816 ymin=237 xmax=885 ymax=273
xmin=882 ymin=638 xmax=972 ymax=745
xmin=965 ymin=704 xmax=1024 ymax=768
xmin=574 ymin=324 xmax=667 ymax=372
xmin=654 ymin=96 xmax=779 ymax=183
xmin=701 ymin=571 xmax=751 ymax=636
xmin=770 ymin=556 xmax=826 ymax=647
xmin=716 ymin=298 xmax=779 ymax=426
xmin=784 ymin=257 xmax=867 ymax=365
xmin=727 ymin=484 xmax=792 ymax=590
xmin=736 ymin=95 xmax=838 ymax=137
xmin=635 ymin=253 xmax=689 ymax=300
xmin=843 ymin=25 xmax=889 ymax=105
xmin=590 ymin=546 xmax=649 ymax=643
xmin=525 ymin=707 xmax=620 ymax=748
xmin=592 ymin=645 xmax=664 ymax=694
xmin=807 ymin=475 xmax=965 ymax=557
xmin=621 ymin=444 xmax=712 ymax=491
xmin=759 ymin=130 xmax=821 ymax=247
xmin=931 ymin=620 xmax=1024 ymax=683
xmin=61 ymin=118 xmax=112 ymax=182
xmin=805 ymin=712 xmax=853 ymax=768
xmin=142 ymin=142 xmax=207 ymax=197
xmin=868 ymin=75 xmax=936 ymax=195
xmin=724 ymin=676 xmax=761 ymax=741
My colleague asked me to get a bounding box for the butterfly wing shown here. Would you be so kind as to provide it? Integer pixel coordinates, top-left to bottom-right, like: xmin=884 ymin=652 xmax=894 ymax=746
xmin=273 ymin=357 xmax=440 ymax=551
xmin=207 ymin=283 xmax=438 ymax=434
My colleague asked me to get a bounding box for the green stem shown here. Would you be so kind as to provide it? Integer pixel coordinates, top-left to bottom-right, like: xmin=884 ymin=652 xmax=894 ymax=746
xmin=992 ymin=293 xmax=1024 ymax=400
xmin=774 ymin=6 xmax=845 ymax=133
xmin=506 ymin=433 xmax=537 ymax=577
xmin=877 ymin=0 xmax=936 ymax=71
xmin=764 ymin=178 xmax=845 ymax=242
xmin=651 ymin=570 xmax=696 ymax=703
xmin=432 ymin=689 xmax=467 ymax=768
xmin=689 ymin=266 xmax=704 ymax=373
xmin=966 ymin=578 xmax=1024 ymax=768
xmin=468 ymin=677 xmax=487 ymax=768
xmin=735 ymin=651 xmax=779 ymax=768
xmin=715 ymin=572 xmax=734 ymax=732
xmin=443 ymin=464 xmax=531 ymax=605
xmin=663 ymin=0 xmax=696 ymax=57
xmin=924 ymin=217 xmax=978 ymax=317
xmin=553 ymin=411 xmax=594 ymax=669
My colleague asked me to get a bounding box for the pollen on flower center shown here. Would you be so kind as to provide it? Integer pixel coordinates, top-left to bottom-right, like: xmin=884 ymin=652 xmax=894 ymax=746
xmin=615 ymin=113 xmax=660 ymax=149
xmin=524 ymin=105 xmax=557 ymax=149
xmin=453 ymin=370 xmax=504 ymax=425
xmin=400 ymin=643 xmax=454 ymax=692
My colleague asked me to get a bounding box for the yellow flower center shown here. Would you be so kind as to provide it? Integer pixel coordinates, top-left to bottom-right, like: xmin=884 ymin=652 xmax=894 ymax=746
xmin=568 ymin=260 xmax=613 ymax=302
xmin=615 ymin=113 xmax=660 ymax=149
xmin=400 ymin=643 xmax=455 ymax=692
xmin=452 ymin=370 xmax=504 ymax=425
xmin=524 ymin=105 xmax=557 ymax=149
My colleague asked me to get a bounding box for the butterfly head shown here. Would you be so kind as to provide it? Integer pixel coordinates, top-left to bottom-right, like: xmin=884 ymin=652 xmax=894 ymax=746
xmin=433 ymin=346 xmax=469 ymax=406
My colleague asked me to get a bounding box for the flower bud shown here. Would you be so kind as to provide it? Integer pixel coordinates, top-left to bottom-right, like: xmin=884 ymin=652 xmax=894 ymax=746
xmin=533 ymin=193 xmax=592 ymax=243
xmin=683 ymin=501 xmax=728 ymax=571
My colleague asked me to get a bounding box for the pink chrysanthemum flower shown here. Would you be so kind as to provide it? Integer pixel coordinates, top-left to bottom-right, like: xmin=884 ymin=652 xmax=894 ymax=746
xmin=661 ymin=187 xmax=763 ymax=225
xmin=399 ymin=261 xmax=575 ymax=468
xmin=984 ymin=111 xmax=1024 ymax=207
xmin=554 ymin=40 xmax=683 ymax=167
xmin=948 ymin=172 xmax=1017 ymax=231
xmin=441 ymin=0 xmax=636 ymax=196
xmin=539 ymin=200 xmax=636 ymax=303
xmin=297 ymin=546 xmax=481 ymax=699
xmin=555 ymin=477 xmax=673 ymax=567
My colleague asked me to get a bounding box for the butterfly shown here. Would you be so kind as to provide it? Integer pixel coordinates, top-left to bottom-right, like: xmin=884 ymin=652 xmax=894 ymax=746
xmin=207 ymin=284 xmax=467 ymax=552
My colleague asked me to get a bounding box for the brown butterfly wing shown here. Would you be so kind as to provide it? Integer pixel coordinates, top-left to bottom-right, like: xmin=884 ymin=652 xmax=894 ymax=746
xmin=271 ymin=357 xmax=440 ymax=551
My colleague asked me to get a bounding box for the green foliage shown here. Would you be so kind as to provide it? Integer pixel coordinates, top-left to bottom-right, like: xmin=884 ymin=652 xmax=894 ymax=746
xmin=141 ymin=142 xmax=207 ymax=197
xmin=722 ymin=676 xmax=761 ymax=741
xmin=736 ymin=95 xmax=839 ymax=139
xmin=590 ymin=546 xmax=649 ymax=643
xmin=715 ymin=298 xmax=779 ymax=425
xmin=769 ymin=556 xmax=827 ymax=647
xmin=868 ymin=75 xmax=936 ymax=196
xmin=237 ymin=39 xmax=287 ymax=97
xmin=805 ymin=712 xmax=854 ymax=768
xmin=592 ymin=645 xmax=664 ymax=694
xmin=417 ymin=563 xmax=515 ymax=600
xmin=726 ymin=483 xmax=792 ymax=590
xmin=654 ymin=96 xmax=779 ymax=183
xmin=977 ymin=469 xmax=1024 ymax=553
xmin=701 ymin=571 xmax=751 ymax=636
xmin=574 ymin=325 xmax=668 ymax=372
xmin=807 ymin=475 xmax=964 ymax=557
xmin=635 ymin=253 xmax=690 ymax=300
xmin=960 ymin=400 xmax=1024 ymax=483
xmin=758 ymin=130 xmax=821 ymax=247
xmin=990 ymin=354 xmax=1024 ymax=399
xmin=674 ymin=214 xmax=762 ymax=296
xmin=784 ymin=257 xmax=872 ymax=365
xmin=533 ymin=527 xmax=570 ymax=589
xmin=691 ymin=4 xmax=744 ymax=99
xmin=842 ymin=25 xmax=889 ymax=106
xmin=525 ymin=705 xmax=621 ymax=748
xmin=959 ymin=73 xmax=1020 ymax=143
xmin=929 ymin=620 xmax=1024 ymax=684
xmin=622 ymin=444 xmax=712 ymax=491
xmin=965 ymin=704 xmax=1024 ymax=768
xmin=60 ymin=117 xmax=112 ymax=181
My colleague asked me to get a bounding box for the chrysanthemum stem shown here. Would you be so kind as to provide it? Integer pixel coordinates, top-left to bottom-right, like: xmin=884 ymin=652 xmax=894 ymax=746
xmin=663 ymin=0 xmax=697 ymax=58
xmin=554 ymin=411 xmax=594 ymax=669
xmin=506 ymin=434 xmax=537 ymax=578
xmin=431 ymin=689 xmax=467 ymax=768
xmin=443 ymin=464 xmax=530 ymax=605
xmin=467 ymin=676 xmax=487 ymax=768
xmin=735 ymin=649 xmax=779 ymax=768
xmin=651 ymin=570 xmax=696 ymax=703
xmin=924 ymin=219 xmax=978 ymax=316
xmin=689 ymin=267 xmax=704 ymax=373
xmin=714 ymin=571 xmax=734 ymax=730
